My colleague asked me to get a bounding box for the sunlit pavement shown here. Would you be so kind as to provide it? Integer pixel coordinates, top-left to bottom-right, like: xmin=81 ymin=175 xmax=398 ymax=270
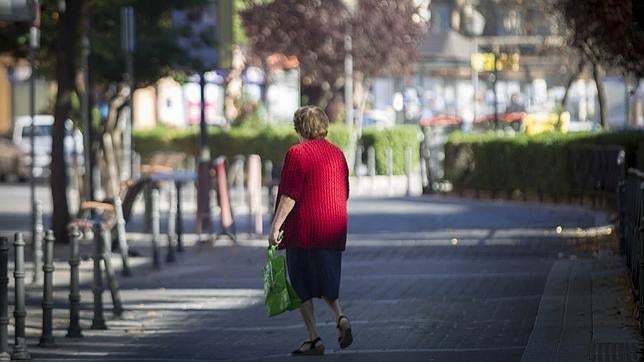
xmin=0 ymin=184 xmax=640 ymax=361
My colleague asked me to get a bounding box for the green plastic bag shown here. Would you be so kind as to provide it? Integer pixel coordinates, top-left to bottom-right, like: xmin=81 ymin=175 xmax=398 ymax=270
xmin=263 ymin=245 xmax=301 ymax=317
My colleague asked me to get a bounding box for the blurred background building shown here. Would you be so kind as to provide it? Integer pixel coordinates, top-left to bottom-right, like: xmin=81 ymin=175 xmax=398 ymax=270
xmin=1 ymin=0 xmax=643 ymax=134
xmin=371 ymin=0 xmax=643 ymax=131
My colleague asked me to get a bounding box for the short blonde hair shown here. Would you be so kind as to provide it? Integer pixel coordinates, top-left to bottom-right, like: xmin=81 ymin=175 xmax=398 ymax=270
xmin=293 ymin=106 xmax=329 ymax=139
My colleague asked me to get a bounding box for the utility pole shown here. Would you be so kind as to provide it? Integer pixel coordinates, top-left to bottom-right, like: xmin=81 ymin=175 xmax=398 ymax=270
xmin=199 ymin=72 xmax=209 ymax=160
xmin=29 ymin=2 xmax=40 ymax=283
xmin=81 ymin=6 xmax=93 ymax=203
xmin=121 ymin=6 xmax=135 ymax=181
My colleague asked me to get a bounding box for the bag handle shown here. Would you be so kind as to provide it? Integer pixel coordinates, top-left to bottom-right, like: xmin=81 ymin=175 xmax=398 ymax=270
xmin=267 ymin=244 xmax=277 ymax=258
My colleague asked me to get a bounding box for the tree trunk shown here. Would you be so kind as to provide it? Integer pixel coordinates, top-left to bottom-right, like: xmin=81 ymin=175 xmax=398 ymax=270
xmin=627 ymin=77 xmax=640 ymax=127
xmin=224 ymin=45 xmax=245 ymax=127
xmin=98 ymin=86 xmax=129 ymax=194
xmin=592 ymin=62 xmax=608 ymax=129
xmin=561 ymin=59 xmax=585 ymax=108
xmin=558 ymin=59 xmax=584 ymax=126
xmin=52 ymin=0 xmax=83 ymax=243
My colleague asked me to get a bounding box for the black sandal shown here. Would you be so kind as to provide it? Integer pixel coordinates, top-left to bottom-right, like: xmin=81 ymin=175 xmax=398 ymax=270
xmin=337 ymin=315 xmax=353 ymax=349
xmin=290 ymin=336 xmax=325 ymax=356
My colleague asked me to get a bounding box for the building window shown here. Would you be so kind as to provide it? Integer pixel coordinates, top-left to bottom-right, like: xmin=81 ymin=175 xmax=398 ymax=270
xmin=431 ymin=3 xmax=452 ymax=33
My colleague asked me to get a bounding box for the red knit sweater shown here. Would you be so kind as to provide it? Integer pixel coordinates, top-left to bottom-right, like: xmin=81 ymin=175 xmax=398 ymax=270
xmin=276 ymin=138 xmax=349 ymax=250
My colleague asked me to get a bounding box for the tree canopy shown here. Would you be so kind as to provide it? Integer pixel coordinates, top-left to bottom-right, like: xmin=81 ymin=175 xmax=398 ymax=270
xmin=240 ymin=0 xmax=427 ymax=102
xmin=0 ymin=0 xmax=214 ymax=243
xmin=547 ymin=0 xmax=644 ymax=78
xmin=0 ymin=0 xmax=213 ymax=91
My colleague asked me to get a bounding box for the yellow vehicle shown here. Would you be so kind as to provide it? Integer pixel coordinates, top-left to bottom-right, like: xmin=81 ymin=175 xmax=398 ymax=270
xmin=523 ymin=111 xmax=570 ymax=135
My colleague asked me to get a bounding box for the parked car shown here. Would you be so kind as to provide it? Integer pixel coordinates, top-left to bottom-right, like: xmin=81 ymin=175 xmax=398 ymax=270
xmin=12 ymin=115 xmax=84 ymax=178
xmin=0 ymin=138 xmax=27 ymax=182
xmin=362 ymin=110 xmax=395 ymax=129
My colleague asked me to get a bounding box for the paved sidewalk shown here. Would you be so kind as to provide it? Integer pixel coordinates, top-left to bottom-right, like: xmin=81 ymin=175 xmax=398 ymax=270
xmin=0 ymin=194 xmax=639 ymax=361
xmin=521 ymin=245 xmax=641 ymax=361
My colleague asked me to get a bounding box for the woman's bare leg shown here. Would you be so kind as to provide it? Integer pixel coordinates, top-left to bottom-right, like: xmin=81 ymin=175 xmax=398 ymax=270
xmin=299 ymin=300 xmax=319 ymax=341
xmin=323 ymin=297 xmax=351 ymax=338
xmin=322 ymin=297 xmax=343 ymax=321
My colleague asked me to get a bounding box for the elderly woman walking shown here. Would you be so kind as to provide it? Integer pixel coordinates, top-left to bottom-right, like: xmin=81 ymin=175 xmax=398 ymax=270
xmin=268 ymin=105 xmax=353 ymax=356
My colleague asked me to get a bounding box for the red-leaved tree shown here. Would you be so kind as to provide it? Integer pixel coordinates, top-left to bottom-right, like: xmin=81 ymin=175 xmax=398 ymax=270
xmin=241 ymin=0 xmax=426 ymax=108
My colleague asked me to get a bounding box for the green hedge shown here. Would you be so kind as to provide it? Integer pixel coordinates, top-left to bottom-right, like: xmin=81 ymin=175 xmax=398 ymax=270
xmin=360 ymin=126 xmax=421 ymax=175
xmin=133 ymin=124 xmax=420 ymax=175
xmin=445 ymin=130 xmax=644 ymax=195
xmin=134 ymin=123 xmax=350 ymax=168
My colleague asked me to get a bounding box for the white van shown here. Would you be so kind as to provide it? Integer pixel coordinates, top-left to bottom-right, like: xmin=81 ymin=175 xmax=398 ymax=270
xmin=12 ymin=115 xmax=84 ymax=178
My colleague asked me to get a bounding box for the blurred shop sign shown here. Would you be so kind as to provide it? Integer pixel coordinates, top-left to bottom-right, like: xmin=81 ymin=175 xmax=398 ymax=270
xmin=471 ymin=52 xmax=520 ymax=72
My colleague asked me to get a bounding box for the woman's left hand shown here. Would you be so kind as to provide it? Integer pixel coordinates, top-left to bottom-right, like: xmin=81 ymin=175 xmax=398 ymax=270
xmin=268 ymin=229 xmax=283 ymax=246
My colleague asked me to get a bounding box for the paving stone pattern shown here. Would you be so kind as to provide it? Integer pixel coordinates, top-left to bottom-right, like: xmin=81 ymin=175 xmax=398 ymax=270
xmin=0 ymin=192 xmax=637 ymax=361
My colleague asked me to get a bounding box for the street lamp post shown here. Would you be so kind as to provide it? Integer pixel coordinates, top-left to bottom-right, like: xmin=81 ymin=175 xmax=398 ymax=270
xmin=341 ymin=0 xmax=356 ymax=129
xmin=121 ymin=6 xmax=135 ymax=181
xmin=344 ymin=34 xmax=353 ymax=130
xmin=81 ymin=12 xmax=93 ymax=203
xmin=463 ymin=3 xmax=485 ymax=129
xmin=341 ymin=0 xmax=357 ymax=172
xmin=29 ymin=2 xmax=40 ymax=284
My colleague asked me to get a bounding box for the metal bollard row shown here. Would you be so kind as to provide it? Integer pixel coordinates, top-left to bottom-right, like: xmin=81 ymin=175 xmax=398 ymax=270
xmin=0 ymin=179 xmax=198 ymax=354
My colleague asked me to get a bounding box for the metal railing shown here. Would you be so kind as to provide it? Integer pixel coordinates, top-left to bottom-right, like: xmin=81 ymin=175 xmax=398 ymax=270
xmin=619 ymin=167 xmax=644 ymax=334
xmin=569 ymin=145 xmax=626 ymax=209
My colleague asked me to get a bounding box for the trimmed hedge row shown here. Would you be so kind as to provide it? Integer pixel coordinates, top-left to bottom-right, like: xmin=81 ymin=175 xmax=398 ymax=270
xmin=444 ymin=130 xmax=644 ymax=196
xmin=133 ymin=124 xmax=420 ymax=175
xmin=360 ymin=126 xmax=421 ymax=175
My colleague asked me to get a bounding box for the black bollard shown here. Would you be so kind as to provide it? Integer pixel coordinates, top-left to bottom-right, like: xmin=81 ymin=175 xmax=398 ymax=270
xmin=143 ymin=183 xmax=153 ymax=233
xmin=91 ymin=223 xmax=107 ymax=330
xmin=39 ymin=230 xmax=56 ymax=347
xmin=100 ymin=228 xmax=123 ymax=317
xmin=175 ymin=181 xmax=184 ymax=253
xmin=11 ymin=233 xmax=30 ymax=360
xmin=0 ymin=237 xmax=10 ymax=361
xmin=151 ymin=188 xmax=161 ymax=269
xmin=66 ymin=226 xmax=83 ymax=338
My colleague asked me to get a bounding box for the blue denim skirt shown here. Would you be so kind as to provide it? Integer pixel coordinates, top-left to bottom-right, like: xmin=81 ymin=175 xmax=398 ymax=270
xmin=286 ymin=248 xmax=342 ymax=302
